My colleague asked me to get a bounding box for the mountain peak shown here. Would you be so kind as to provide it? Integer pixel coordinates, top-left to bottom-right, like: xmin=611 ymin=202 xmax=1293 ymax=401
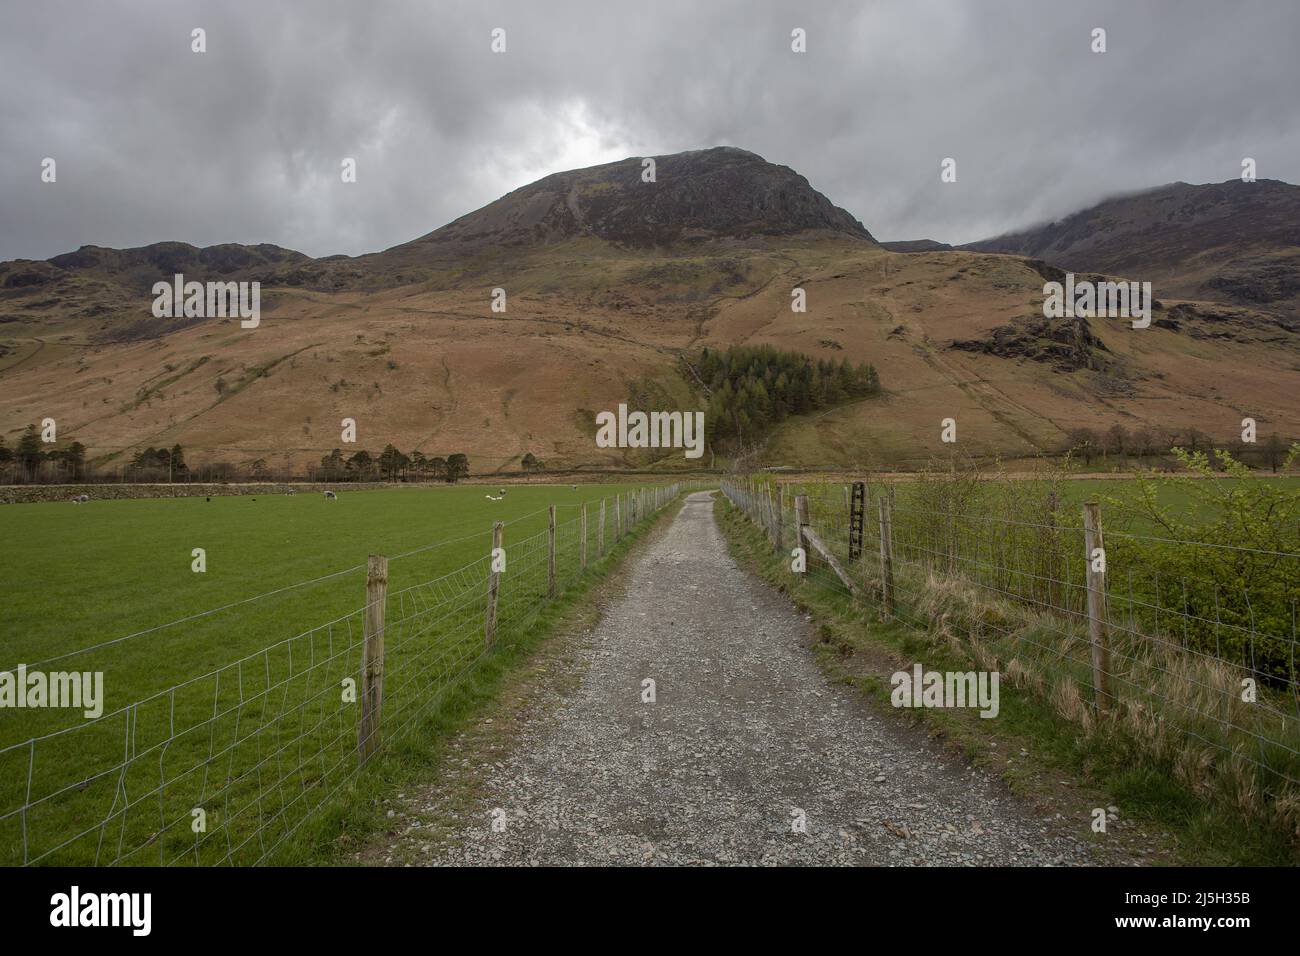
xmin=962 ymin=177 xmax=1300 ymax=308
xmin=399 ymin=147 xmax=873 ymax=255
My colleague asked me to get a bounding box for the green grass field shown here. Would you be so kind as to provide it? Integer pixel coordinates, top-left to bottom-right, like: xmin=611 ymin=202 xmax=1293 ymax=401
xmin=0 ymin=481 xmax=673 ymax=865
xmin=715 ymin=494 xmax=1300 ymax=864
xmin=2 ymin=472 xmax=1292 ymax=866
xmin=1028 ymin=474 xmax=1300 ymax=519
xmin=730 ymin=469 xmax=1300 ymax=862
xmin=791 ymin=471 xmax=1299 ymax=666
xmin=807 ymin=474 xmax=1300 ymax=524
xmin=1 ymin=483 xmax=651 ymax=699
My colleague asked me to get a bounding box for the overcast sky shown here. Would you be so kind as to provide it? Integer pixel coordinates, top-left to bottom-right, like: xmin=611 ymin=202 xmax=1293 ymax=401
xmin=2 ymin=0 xmax=1298 ymax=262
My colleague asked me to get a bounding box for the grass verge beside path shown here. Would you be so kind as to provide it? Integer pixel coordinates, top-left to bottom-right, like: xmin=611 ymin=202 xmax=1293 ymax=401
xmin=280 ymin=493 xmax=688 ymax=865
xmin=715 ymin=494 xmax=1297 ymax=866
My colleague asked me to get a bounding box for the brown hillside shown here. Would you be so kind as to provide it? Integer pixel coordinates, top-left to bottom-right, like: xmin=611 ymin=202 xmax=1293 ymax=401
xmin=1 ymin=152 xmax=1297 ymax=474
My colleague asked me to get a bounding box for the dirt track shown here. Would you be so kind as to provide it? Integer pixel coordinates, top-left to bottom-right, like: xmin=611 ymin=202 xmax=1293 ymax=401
xmin=377 ymin=492 xmax=1122 ymax=866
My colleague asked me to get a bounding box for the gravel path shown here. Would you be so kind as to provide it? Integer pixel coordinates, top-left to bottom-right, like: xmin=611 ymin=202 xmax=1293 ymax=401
xmin=410 ymin=492 xmax=1111 ymax=866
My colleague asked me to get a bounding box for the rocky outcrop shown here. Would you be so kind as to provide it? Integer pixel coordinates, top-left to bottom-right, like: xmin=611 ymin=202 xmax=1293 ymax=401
xmin=1202 ymin=259 xmax=1300 ymax=305
xmin=949 ymin=314 xmax=1110 ymax=371
xmin=1160 ymin=301 xmax=1300 ymax=343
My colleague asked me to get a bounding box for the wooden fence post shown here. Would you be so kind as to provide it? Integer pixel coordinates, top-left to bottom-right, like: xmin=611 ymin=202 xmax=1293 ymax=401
xmin=359 ymin=554 xmax=388 ymax=762
xmin=1082 ymin=502 xmax=1112 ymax=712
xmin=547 ymin=504 xmax=557 ymax=597
xmin=599 ymin=498 xmax=607 ymax=556
xmin=770 ymin=489 xmax=779 ymax=545
xmin=775 ymin=485 xmax=785 ymax=554
xmin=879 ymin=498 xmax=894 ymax=621
xmin=794 ymin=494 xmax=809 ymax=553
xmin=580 ymin=502 xmax=588 ymax=571
xmin=485 ymin=521 xmax=503 ymax=647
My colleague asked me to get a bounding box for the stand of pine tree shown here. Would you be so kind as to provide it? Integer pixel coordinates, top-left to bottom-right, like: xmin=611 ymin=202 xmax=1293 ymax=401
xmin=694 ymin=345 xmax=880 ymax=451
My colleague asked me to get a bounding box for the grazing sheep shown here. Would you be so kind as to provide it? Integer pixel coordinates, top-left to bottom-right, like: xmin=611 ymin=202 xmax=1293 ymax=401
xmin=485 ymin=494 xmax=503 ymax=501
xmin=571 ymin=484 xmax=578 ymax=490
xmin=71 ymin=494 xmax=89 ymax=504
xmin=324 ymin=490 xmax=338 ymax=500
xmin=286 ymin=489 xmax=296 ymax=496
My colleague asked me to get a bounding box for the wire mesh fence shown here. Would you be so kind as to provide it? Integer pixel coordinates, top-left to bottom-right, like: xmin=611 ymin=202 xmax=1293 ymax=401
xmin=0 ymin=481 xmax=702 ymax=866
xmin=722 ymin=475 xmax=1300 ymax=820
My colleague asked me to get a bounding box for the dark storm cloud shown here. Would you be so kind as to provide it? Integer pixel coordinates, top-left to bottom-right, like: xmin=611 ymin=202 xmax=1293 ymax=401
xmin=2 ymin=0 xmax=1298 ymax=261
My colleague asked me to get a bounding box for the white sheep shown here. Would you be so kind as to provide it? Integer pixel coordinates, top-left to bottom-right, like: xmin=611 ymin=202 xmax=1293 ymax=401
xmin=324 ymin=490 xmax=338 ymax=500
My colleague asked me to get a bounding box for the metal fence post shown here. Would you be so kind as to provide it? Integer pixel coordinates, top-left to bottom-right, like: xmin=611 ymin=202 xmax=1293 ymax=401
xmin=848 ymin=480 xmax=865 ymax=562
xmin=580 ymin=502 xmax=588 ymax=571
